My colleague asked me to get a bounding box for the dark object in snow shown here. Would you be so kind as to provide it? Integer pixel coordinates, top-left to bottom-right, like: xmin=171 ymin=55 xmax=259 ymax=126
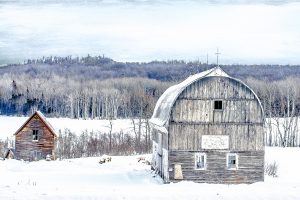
xmin=265 ymin=161 xmax=278 ymax=177
xmin=137 ymin=157 xmax=151 ymax=165
xmin=150 ymin=66 xmax=265 ymax=184
xmin=4 ymin=148 xmax=15 ymax=159
xmin=14 ymin=111 xmax=57 ymax=161
xmin=99 ymin=156 xmax=112 ymax=164
xmin=137 ymin=157 xmax=146 ymax=162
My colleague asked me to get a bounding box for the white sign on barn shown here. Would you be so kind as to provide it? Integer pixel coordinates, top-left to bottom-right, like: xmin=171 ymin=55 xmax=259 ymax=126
xmin=201 ymin=135 xmax=229 ymax=149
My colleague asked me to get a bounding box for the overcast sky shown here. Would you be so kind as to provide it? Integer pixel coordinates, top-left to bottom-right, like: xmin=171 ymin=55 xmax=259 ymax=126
xmin=1 ymin=0 xmax=300 ymax=65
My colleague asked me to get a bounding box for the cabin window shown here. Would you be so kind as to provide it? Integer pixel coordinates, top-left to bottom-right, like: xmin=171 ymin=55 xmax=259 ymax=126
xmin=32 ymin=130 xmax=39 ymax=141
xmin=214 ymin=100 xmax=223 ymax=110
xmin=195 ymin=153 xmax=206 ymax=170
xmin=227 ymin=153 xmax=238 ymax=170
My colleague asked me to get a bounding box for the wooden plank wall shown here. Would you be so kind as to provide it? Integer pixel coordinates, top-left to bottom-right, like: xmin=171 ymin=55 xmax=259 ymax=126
xmin=15 ymin=116 xmax=55 ymax=161
xmin=171 ymin=77 xmax=263 ymax=124
xmin=152 ymin=128 xmax=168 ymax=150
xmin=161 ymin=76 xmax=265 ymax=183
xmin=169 ymin=76 xmax=264 ymax=152
xmin=169 ymin=123 xmax=264 ymax=151
xmin=171 ymin=99 xmax=262 ymax=123
xmin=168 ymin=150 xmax=264 ymax=184
xmin=179 ymin=76 xmax=255 ymax=100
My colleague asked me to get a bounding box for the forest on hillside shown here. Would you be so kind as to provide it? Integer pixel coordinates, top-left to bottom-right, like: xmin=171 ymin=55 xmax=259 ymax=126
xmin=1 ymin=55 xmax=300 ymax=120
xmin=0 ymin=55 xmax=300 ymax=153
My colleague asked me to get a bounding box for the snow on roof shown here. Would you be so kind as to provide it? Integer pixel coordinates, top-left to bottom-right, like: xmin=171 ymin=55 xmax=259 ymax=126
xmin=150 ymin=66 xmax=264 ymax=128
xmin=35 ymin=111 xmax=56 ymax=136
xmin=150 ymin=66 xmax=265 ymax=128
xmin=150 ymin=66 xmax=236 ymax=128
xmin=14 ymin=111 xmax=57 ymax=137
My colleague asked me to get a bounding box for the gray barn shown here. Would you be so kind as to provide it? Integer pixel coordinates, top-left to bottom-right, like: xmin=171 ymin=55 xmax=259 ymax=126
xmin=150 ymin=67 xmax=264 ymax=184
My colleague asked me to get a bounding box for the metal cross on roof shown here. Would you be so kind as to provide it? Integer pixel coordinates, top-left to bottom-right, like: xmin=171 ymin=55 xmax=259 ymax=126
xmin=215 ymin=48 xmax=221 ymax=66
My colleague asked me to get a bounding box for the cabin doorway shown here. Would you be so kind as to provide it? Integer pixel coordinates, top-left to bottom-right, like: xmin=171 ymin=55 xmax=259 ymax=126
xmin=30 ymin=150 xmax=42 ymax=161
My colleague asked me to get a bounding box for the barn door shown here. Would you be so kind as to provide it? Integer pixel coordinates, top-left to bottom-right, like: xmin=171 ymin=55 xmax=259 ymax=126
xmin=158 ymin=154 xmax=162 ymax=176
xmin=158 ymin=132 xmax=163 ymax=176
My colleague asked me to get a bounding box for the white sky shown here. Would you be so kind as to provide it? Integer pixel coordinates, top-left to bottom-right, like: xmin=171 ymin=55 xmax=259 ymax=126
xmin=0 ymin=0 xmax=300 ymax=64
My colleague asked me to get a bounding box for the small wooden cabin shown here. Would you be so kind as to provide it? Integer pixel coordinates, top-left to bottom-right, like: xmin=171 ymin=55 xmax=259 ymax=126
xmin=150 ymin=67 xmax=264 ymax=184
xmin=14 ymin=111 xmax=57 ymax=161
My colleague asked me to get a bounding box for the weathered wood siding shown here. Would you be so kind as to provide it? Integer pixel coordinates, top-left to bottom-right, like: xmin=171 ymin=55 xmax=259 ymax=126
xmin=152 ymin=126 xmax=169 ymax=182
xmin=169 ymin=77 xmax=264 ymax=150
xmin=165 ymin=76 xmax=264 ymax=183
xmin=169 ymin=124 xmax=264 ymax=151
xmin=152 ymin=128 xmax=168 ymax=150
xmin=168 ymin=150 xmax=264 ymax=184
xmin=15 ymin=115 xmax=55 ymax=161
xmin=171 ymin=77 xmax=263 ymax=124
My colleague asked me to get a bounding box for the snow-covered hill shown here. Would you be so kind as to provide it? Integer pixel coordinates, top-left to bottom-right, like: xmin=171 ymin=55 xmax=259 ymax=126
xmin=0 ymin=147 xmax=299 ymax=199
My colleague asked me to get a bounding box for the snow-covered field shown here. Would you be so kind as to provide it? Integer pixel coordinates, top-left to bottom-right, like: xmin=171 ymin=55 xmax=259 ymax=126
xmin=0 ymin=147 xmax=299 ymax=200
xmin=0 ymin=116 xmax=143 ymax=140
xmin=1 ymin=116 xmax=300 ymax=199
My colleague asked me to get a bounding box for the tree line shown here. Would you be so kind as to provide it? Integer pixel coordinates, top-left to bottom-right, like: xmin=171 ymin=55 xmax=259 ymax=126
xmin=0 ymin=75 xmax=171 ymax=119
xmin=55 ymin=119 xmax=151 ymax=159
xmin=245 ymin=77 xmax=300 ymax=147
xmin=0 ymin=55 xmax=300 ymax=152
xmin=2 ymin=55 xmax=300 ymax=82
xmin=0 ymin=78 xmax=300 ymax=159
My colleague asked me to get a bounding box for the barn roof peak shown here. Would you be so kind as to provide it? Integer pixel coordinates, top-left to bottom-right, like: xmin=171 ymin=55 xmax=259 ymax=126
xmin=206 ymin=66 xmax=228 ymax=77
xmin=150 ymin=66 xmax=230 ymax=129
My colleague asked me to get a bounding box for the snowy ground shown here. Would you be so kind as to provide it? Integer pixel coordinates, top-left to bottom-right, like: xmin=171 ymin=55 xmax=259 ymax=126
xmin=0 ymin=147 xmax=300 ymax=200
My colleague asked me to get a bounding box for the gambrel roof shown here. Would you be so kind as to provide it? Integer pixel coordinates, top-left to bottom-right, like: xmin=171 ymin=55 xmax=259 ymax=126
xmin=150 ymin=66 xmax=264 ymax=129
xmin=14 ymin=111 xmax=57 ymax=137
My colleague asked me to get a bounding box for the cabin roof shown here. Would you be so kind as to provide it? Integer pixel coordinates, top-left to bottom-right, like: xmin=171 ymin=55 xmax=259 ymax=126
xmin=150 ymin=66 xmax=263 ymax=128
xmin=14 ymin=111 xmax=57 ymax=137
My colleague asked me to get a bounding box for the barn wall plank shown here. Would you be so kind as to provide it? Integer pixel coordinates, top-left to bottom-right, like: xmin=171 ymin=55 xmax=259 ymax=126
xmin=152 ymin=74 xmax=264 ymax=184
xmin=168 ymin=150 xmax=264 ymax=184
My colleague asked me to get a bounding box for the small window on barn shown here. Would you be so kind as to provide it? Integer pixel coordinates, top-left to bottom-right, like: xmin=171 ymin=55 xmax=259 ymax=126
xmin=227 ymin=153 xmax=238 ymax=170
xmin=214 ymin=100 xmax=223 ymax=110
xmin=195 ymin=153 xmax=206 ymax=170
xmin=32 ymin=130 xmax=38 ymax=141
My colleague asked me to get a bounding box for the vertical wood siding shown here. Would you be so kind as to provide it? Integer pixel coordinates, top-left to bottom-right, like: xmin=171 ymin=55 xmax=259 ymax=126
xmin=171 ymin=77 xmax=263 ymax=124
xmin=152 ymin=75 xmax=264 ymax=184
xmin=168 ymin=124 xmax=264 ymax=151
